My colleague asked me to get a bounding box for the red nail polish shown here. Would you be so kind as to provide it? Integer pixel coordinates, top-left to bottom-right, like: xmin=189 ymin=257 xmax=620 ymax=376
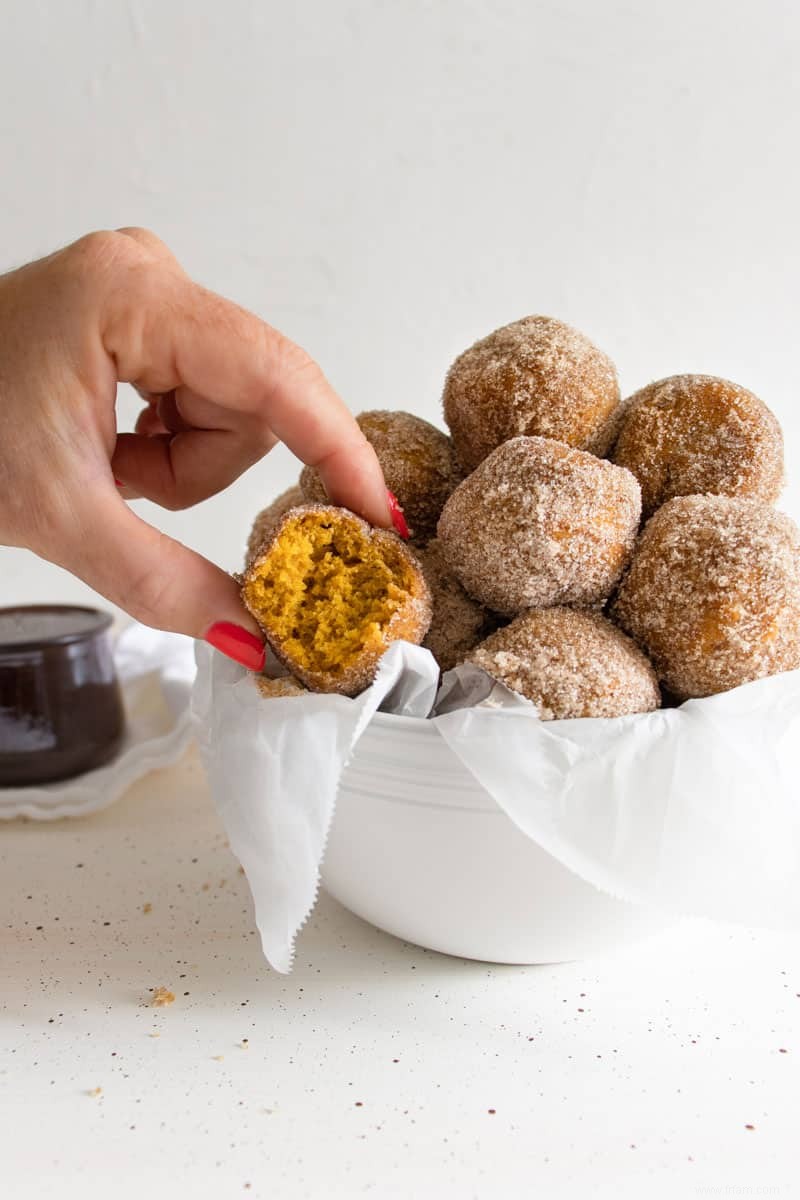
xmin=387 ymin=489 xmax=410 ymax=539
xmin=205 ymin=622 xmax=266 ymax=671
xmin=114 ymin=479 xmax=124 ymax=487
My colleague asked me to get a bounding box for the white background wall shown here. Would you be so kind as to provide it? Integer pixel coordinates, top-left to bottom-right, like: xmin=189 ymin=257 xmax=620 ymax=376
xmin=1 ymin=0 xmax=799 ymax=614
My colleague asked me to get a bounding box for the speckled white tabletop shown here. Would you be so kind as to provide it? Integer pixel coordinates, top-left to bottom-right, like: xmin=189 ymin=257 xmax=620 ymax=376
xmin=2 ymin=747 xmax=798 ymax=1200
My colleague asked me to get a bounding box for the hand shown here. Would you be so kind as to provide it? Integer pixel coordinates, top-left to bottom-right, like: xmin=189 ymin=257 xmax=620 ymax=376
xmin=0 ymin=228 xmax=397 ymax=668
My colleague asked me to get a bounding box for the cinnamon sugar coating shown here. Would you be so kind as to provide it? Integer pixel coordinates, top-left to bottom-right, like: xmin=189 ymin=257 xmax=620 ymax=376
xmin=612 ymin=495 xmax=800 ymax=699
xmin=437 ymin=436 xmax=641 ymax=616
xmin=300 ymin=410 xmax=461 ymax=543
xmin=245 ymin=484 xmax=304 ymax=565
xmin=611 ymin=375 xmax=784 ymax=517
xmin=443 ymin=315 xmax=621 ymax=473
xmin=415 ymin=539 xmax=497 ymax=672
xmin=253 ymin=674 xmax=307 ymax=699
xmin=466 ymin=607 xmax=660 ymax=720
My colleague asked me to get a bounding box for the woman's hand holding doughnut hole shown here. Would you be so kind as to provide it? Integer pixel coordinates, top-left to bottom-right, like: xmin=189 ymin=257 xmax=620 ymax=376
xmin=0 ymin=228 xmax=399 ymax=668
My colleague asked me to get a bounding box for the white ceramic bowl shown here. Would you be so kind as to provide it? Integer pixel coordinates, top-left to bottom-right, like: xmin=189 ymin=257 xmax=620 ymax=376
xmin=322 ymin=713 xmax=670 ymax=964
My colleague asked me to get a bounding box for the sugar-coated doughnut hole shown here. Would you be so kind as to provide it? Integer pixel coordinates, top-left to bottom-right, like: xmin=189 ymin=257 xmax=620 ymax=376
xmin=415 ymin=538 xmax=497 ymax=673
xmin=611 ymin=495 xmax=800 ymax=699
xmin=466 ymin=607 xmax=660 ymax=720
xmin=437 ymin=436 xmax=641 ymax=616
xmin=611 ymin=374 xmax=784 ymax=518
xmin=443 ymin=315 xmax=621 ymax=473
xmin=253 ymin=674 xmax=307 ymax=699
xmin=300 ymin=410 xmax=461 ymax=544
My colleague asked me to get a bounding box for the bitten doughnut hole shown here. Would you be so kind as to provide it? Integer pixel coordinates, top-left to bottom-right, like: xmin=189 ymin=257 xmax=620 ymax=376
xmin=243 ymin=506 xmax=431 ymax=696
xmin=245 ymin=484 xmax=305 ymax=565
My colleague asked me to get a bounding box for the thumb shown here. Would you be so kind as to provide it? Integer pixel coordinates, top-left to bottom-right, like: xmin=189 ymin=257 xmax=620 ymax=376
xmin=48 ymin=487 xmax=265 ymax=670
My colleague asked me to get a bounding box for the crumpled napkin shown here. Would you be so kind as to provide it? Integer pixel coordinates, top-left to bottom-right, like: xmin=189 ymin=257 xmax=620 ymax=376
xmin=192 ymin=641 xmax=800 ymax=972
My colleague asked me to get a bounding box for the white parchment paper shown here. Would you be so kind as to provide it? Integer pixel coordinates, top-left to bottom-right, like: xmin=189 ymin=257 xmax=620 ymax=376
xmin=192 ymin=643 xmax=800 ymax=972
xmin=192 ymin=641 xmax=438 ymax=973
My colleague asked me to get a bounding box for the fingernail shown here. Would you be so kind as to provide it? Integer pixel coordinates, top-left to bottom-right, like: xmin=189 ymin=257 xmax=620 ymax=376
xmin=204 ymin=621 xmax=266 ymax=671
xmin=114 ymin=479 xmax=124 ymax=487
xmin=387 ymin=489 xmax=410 ymax=539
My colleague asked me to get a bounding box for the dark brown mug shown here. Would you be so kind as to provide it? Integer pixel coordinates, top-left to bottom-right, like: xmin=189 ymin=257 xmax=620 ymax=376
xmin=0 ymin=606 xmax=126 ymax=787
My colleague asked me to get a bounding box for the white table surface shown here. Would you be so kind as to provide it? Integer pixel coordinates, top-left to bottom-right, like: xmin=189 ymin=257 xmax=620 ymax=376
xmin=2 ymin=745 xmax=798 ymax=1200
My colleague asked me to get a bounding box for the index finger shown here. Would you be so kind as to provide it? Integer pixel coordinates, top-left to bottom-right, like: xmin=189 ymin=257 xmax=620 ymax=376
xmin=100 ymin=257 xmax=392 ymax=527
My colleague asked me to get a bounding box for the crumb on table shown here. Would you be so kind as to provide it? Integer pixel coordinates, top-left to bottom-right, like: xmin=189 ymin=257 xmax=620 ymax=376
xmin=151 ymin=986 xmax=175 ymax=1007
